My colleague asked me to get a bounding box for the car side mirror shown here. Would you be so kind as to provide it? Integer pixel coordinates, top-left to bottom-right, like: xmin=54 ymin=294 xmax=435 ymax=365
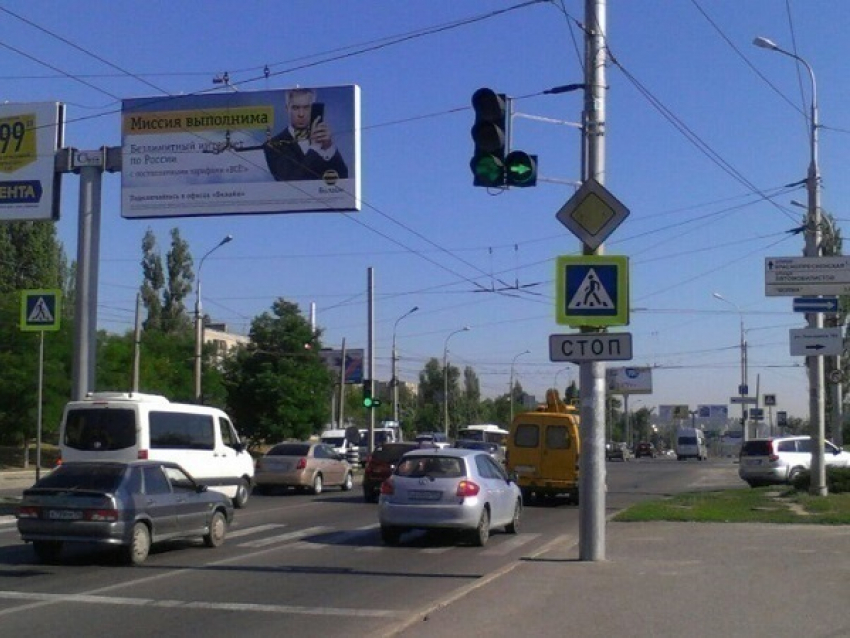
xmin=233 ymin=441 xmax=246 ymax=453
xmin=196 ymin=484 xmax=208 ymax=493
xmin=508 ymin=471 xmax=518 ymax=484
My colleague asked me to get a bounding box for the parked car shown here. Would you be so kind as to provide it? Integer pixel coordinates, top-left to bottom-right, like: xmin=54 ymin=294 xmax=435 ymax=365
xmin=17 ymin=460 xmax=232 ymax=565
xmin=254 ymin=442 xmax=354 ymax=494
xmin=606 ymin=442 xmax=631 ymax=461
xmin=738 ymin=436 xmax=850 ymax=487
xmin=378 ymin=448 xmax=522 ymax=547
xmin=453 ymin=439 xmax=506 ymax=468
xmin=362 ymin=442 xmax=420 ymax=502
xmin=634 ymin=442 xmax=656 ymax=459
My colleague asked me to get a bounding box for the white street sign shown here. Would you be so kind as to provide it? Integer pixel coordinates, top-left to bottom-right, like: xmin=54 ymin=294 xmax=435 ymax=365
xmin=549 ymin=333 xmax=632 ymax=362
xmin=765 ymin=256 xmax=850 ymax=296
xmin=789 ymin=327 xmax=843 ymax=356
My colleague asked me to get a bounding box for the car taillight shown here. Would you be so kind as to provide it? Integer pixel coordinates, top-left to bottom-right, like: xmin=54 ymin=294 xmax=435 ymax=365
xmin=456 ymin=480 xmax=480 ymax=497
xmin=85 ymin=509 xmax=119 ymax=522
xmin=296 ymin=457 xmax=307 ymax=470
xmin=138 ymin=449 xmax=149 ymax=460
xmin=380 ymin=478 xmax=394 ymax=495
xmin=767 ymin=441 xmax=779 ymax=462
xmin=768 ymin=454 xmax=780 ymax=462
xmin=17 ymin=505 xmax=40 ymax=519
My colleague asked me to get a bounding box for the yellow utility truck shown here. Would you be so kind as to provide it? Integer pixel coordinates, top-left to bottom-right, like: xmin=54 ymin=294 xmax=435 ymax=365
xmin=506 ymin=389 xmax=580 ymax=504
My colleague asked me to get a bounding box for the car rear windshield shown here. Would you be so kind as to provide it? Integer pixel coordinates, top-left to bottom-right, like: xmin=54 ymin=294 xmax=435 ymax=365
xmin=397 ymin=456 xmax=465 ymax=478
xmin=35 ymin=464 xmax=126 ymax=492
xmin=267 ymin=443 xmax=311 ymax=456
xmin=63 ymin=408 xmax=136 ymax=451
xmin=678 ymin=437 xmax=698 ymax=445
xmin=741 ymin=440 xmax=773 ymax=456
xmin=372 ymin=444 xmax=418 ymax=462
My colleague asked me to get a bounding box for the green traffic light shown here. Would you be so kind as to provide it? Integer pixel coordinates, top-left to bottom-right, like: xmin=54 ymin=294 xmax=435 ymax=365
xmin=504 ymin=151 xmax=537 ymax=187
xmin=471 ymin=153 xmax=504 ymax=187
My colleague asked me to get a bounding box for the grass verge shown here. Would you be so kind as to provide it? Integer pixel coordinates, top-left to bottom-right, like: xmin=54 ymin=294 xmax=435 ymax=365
xmin=613 ymin=486 xmax=850 ymax=524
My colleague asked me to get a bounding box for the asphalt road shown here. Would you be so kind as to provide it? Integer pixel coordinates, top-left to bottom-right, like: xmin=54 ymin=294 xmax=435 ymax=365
xmin=0 ymin=457 xmax=741 ymax=637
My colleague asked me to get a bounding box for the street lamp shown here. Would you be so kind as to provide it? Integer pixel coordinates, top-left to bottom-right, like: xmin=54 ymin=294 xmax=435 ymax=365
xmin=509 ymin=350 xmax=531 ymax=422
xmin=392 ymin=306 xmax=419 ymax=425
xmin=554 ymin=366 xmax=571 ymax=395
xmin=713 ymin=292 xmax=748 ymax=442
xmin=194 ymin=234 xmax=233 ymax=403
xmin=754 ymin=36 xmax=826 ymax=495
xmin=443 ymin=326 xmax=471 ymax=437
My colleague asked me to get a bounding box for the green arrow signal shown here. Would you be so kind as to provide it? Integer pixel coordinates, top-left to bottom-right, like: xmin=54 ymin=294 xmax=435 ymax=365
xmin=504 ymin=151 xmax=537 ymax=187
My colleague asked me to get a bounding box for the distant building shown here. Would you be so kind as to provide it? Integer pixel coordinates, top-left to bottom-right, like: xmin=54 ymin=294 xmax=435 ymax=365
xmin=205 ymin=323 xmax=249 ymax=366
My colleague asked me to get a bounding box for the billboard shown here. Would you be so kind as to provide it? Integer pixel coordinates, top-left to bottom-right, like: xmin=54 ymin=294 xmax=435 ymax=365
xmin=121 ymin=86 xmax=361 ymax=218
xmin=658 ymin=404 xmax=690 ymax=424
xmin=319 ymin=348 xmax=364 ymax=384
xmin=0 ymin=102 xmax=64 ymax=222
xmin=606 ymin=366 xmax=652 ymax=394
xmin=697 ymin=404 xmax=729 ymax=425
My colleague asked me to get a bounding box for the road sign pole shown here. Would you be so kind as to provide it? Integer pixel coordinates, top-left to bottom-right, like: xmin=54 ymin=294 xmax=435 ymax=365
xmin=578 ymin=0 xmax=607 ymax=563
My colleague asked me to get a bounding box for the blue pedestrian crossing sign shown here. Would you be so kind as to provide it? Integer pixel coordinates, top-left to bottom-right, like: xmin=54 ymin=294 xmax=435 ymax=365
xmin=20 ymin=289 xmax=61 ymax=332
xmin=556 ymin=255 xmax=629 ymax=327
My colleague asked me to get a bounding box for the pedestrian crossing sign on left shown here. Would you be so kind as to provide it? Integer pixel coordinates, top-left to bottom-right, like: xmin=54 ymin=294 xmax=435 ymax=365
xmin=556 ymin=255 xmax=629 ymax=327
xmin=20 ymin=289 xmax=61 ymax=332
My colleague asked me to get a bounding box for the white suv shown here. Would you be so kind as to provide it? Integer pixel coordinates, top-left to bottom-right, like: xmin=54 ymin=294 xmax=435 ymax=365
xmin=738 ymin=435 xmax=850 ymax=487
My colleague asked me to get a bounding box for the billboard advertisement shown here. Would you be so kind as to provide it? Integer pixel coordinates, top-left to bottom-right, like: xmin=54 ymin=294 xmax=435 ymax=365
xmin=121 ymin=86 xmax=360 ymax=218
xmin=697 ymin=404 xmax=729 ymax=425
xmin=319 ymin=348 xmax=364 ymax=384
xmin=658 ymin=404 xmax=690 ymax=424
xmin=0 ymin=102 xmax=64 ymax=222
xmin=606 ymin=366 xmax=652 ymax=394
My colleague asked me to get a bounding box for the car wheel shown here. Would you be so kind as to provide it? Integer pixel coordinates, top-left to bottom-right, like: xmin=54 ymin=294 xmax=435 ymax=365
xmin=788 ymin=467 xmax=804 ymax=483
xmin=505 ymin=500 xmax=521 ymax=534
xmin=123 ymin=522 xmax=151 ymax=566
xmin=32 ymin=540 xmax=62 ymax=563
xmin=472 ymin=508 xmax=490 ymax=547
xmin=381 ymin=525 xmax=402 ymax=545
xmin=311 ymin=474 xmax=323 ymax=495
xmin=203 ymin=511 xmax=228 ymax=548
xmin=341 ymin=472 xmax=353 ymax=491
xmin=232 ymin=478 xmax=251 ymax=509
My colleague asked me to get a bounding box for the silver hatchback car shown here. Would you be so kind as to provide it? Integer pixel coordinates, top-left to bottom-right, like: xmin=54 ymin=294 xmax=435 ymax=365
xmin=378 ymin=447 xmax=522 ymax=547
xmin=738 ymin=435 xmax=850 ymax=487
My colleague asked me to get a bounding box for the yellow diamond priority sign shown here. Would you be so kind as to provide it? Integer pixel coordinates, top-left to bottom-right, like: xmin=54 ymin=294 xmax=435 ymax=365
xmin=556 ymin=178 xmax=630 ymax=250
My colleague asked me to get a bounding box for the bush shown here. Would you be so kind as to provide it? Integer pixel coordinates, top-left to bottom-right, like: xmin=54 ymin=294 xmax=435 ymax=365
xmin=792 ymin=467 xmax=850 ymax=493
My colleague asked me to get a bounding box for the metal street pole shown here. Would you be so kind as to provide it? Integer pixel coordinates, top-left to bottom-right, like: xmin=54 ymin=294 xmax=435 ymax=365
xmin=578 ymin=0 xmax=608 ymax=562
xmin=713 ymin=293 xmax=749 ymax=442
xmin=509 ymin=350 xmax=531 ymax=422
xmin=392 ymin=306 xmax=419 ymax=425
xmin=754 ymin=36 xmax=825 ymax=495
xmin=443 ymin=326 xmax=471 ymax=437
xmin=194 ymin=234 xmax=233 ymax=403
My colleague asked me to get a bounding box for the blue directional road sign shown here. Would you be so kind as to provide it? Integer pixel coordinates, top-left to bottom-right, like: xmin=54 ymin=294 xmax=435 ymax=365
xmin=792 ymin=297 xmax=839 ymax=313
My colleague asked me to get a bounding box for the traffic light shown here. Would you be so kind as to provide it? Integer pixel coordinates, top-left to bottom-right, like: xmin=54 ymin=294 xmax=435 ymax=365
xmin=470 ymin=88 xmax=508 ymax=187
xmin=362 ymin=379 xmax=381 ymax=408
xmin=505 ymin=150 xmax=538 ymax=187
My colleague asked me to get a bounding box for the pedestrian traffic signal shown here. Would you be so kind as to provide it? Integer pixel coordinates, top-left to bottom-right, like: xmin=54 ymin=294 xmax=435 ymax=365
xmin=470 ymin=88 xmax=508 ymax=187
xmin=362 ymin=380 xmax=381 ymax=408
xmin=505 ymin=150 xmax=537 ymax=187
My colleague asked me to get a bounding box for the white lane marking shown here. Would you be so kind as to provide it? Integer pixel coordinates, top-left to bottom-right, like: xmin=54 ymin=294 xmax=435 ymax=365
xmin=420 ymin=547 xmax=453 ymax=554
xmin=226 ymin=523 xmax=286 ymax=539
xmin=238 ymin=525 xmax=330 ymax=548
xmin=481 ymin=533 xmax=540 ymax=556
xmin=0 ymin=591 xmax=406 ymax=618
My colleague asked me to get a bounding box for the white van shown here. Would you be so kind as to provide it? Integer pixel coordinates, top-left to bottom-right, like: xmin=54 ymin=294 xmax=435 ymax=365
xmin=58 ymin=392 xmax=255 ymax=507
xmin=676 ymin=427 xmax=708 ymax=461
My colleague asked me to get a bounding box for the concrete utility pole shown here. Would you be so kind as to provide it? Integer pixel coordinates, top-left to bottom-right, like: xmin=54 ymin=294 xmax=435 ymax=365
xmin=578 ymin=0 xmax=608 ymax=561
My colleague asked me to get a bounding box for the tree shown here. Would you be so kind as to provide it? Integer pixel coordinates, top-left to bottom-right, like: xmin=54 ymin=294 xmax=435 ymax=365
xmin=162 ymin=228 xmax=193 ymax=334
xmin=140 ymin=229 xmax=164 ymax=331
xmin=462 ymin=366 xmax=481 ymax=425
xmin=413 ymin=358 xmax=445 ymax=434
xmin=223 ymin=299 xmax=332 ymax=445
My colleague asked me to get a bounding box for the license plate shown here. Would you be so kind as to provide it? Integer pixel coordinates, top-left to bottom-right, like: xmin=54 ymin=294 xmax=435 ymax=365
xmin=745 ymin=459 xmax=762 ymax=466
xmin=48 ymin=509 xmax=83 ymax=520
xmin=408 ymin=490 xmax=441 ymax=501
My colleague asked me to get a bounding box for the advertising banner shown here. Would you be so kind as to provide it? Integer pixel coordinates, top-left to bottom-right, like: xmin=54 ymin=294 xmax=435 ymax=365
xmin=121 ymin=86 xmax=360 ymax=218
xmin=697 ymin=404 xmax=729 ymax=425
xmin=319 ymin=348 xmax=364 ymax=384
xmin=658 ymin=404 xmax=690 ymax=424
xmin=0 ymin=102 xmax=64 ymax=222
xmin=606 ymin=366 xmax=652 ymax=394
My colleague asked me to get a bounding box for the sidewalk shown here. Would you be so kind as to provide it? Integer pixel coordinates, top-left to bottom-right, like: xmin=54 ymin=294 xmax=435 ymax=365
xmin=391 ymin=520 xmax=850 ymax=638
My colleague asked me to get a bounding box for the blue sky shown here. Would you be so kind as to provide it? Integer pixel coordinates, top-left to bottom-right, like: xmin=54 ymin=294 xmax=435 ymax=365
xmin=2 ymin=0 xmax=849 ymax=421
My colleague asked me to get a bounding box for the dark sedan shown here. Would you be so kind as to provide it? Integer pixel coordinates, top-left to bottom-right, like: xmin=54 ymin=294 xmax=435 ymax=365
xmin=17 ymin=460 xmax=233 ymax=565
xmin=363 ymin=442 xmax=420 ymax=502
